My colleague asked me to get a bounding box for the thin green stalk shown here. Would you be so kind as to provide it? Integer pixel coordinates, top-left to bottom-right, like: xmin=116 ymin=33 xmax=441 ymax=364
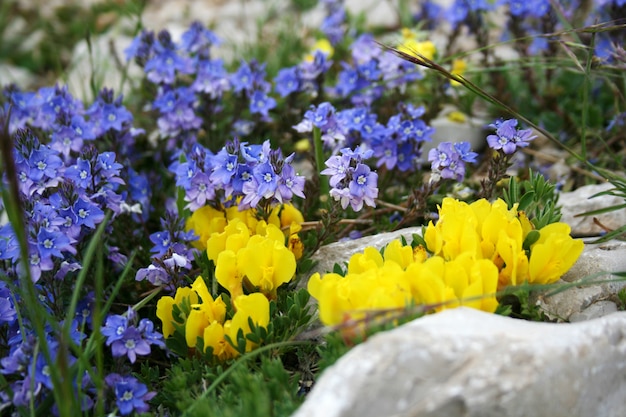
xmin=313 ymin=126 xmax=329 ymax=197
xmin=64 ymin=212 xmax=112 ymax=339
xmin=579 ymin=33 xmax=596 ymax=162
xmin=0 ymin=115 xmax=69 ymax=415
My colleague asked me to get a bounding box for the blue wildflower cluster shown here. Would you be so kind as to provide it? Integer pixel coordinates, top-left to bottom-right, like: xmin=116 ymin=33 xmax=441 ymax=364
xmin=322 ymin=146 xmax=378 ymax=211
xmin=101 ymin=307 xmax=165 ymax=364
xmin=294 ymin=102 xmax=433 ymax=172
xmin=0 ymin=80 xmax=163 ymax=413
xmin=428 ymin=141 xmax=478 ymax=182
xmin=169 ymin=138 xmax=306 ymax=212
xmin=486 ymin=118 xmax=536 ymax=155
xmin=333 ymin=33 xmax=423 ymax=106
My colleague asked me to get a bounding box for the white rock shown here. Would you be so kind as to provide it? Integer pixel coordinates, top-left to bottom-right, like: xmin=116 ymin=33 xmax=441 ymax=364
xmin=559 ymin=182 xmax=626 ymax=237
xmin=293 ymin=308 xmax=626 ymax=417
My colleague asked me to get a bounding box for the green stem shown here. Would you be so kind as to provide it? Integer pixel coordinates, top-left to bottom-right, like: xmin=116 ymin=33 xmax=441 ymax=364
xmin=313 ymin=126 xmax=329 ymax=197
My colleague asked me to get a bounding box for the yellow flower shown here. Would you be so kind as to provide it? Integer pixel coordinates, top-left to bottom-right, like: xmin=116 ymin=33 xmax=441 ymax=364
xmin=348 ymin=246 xmax=383 ymax=274
xmin=528 ymin=223 xmax=583 ymax=284
xmin=406 ymin=256 xmax=456 ymax=311
xmin=230 ymin=293 xmax=270 ymax=352
xmin=305 ymin=38 xmax=334 ymax=61
xmin=288 ymin=233 xmax=304 ymax=260
xmin=254 ymin=222 xmax=286 ymax=245
xmin=294 ymin=138 xmax=311 ymax=152
xmin=446 ymin=110 xmax=467 ymax=123
xmin=206 ymin=217 xmax=250 ymax=263
xmin=203 ymin=321 xmax=236 ymax=361
xmin=225 ymin=205 xmax=259 ymax=234
xmin=444 ymin=254 xmax=499 ymax=312
xmin=156 ymin=286 xmax=199 ymax=338
xmin=215 ymin=250 xmax=245 ymax=300
xmin=308 ymin=272 xmax=347 ymax=326
xmin=397 ymin=39 xmax=436 ymax=61
xmin=185 ymin=276 xmax=227 ymax=348
xmin=186 ymin=205 xmax=227 ymax=250
xmin=449 ymin=59 xmax=467 ymax=86
xmin=279 ymin=203 xmax=305 ymax=228
xmin=237 ymin=235 xmax=296 ymax=298
xmin=203 ymin=293 xmax=270 ymax=359
xmin=383 ymin=239 xmax=414 ymax=270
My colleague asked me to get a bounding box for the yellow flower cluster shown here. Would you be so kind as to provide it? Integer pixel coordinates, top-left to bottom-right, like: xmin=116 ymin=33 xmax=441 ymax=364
xmin=156 ymin=203 xmax=304 ymax=360
xmin=186 ymin=203 xmax=304 ymax=261
xmin=156 ymin=276 xmax=269 ymax=361
xmin=309 ymin=197 xmax=584 ymax=326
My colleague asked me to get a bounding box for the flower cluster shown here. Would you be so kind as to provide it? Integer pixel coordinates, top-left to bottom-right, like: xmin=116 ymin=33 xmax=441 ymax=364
xmin=428 ymin=141 xmax=478 ymax=181
xmin=424 ymin=197 xmax=583 ymax=288
xmin=486 ymin=118 xmax=536 ymax=155
xmin=294 ymin=101 xmax=434 ymax=172
xmin=309 ymin=197 xmax=583 ymax=326
xmin=101 ymin=307 xmax=165 ymax=364
xmin=105 ymin=373 xmax=156 ymax=415
xmin=0 ymin=80 xmax=159 ymax=416
xmin=170 ymin=138 xmax=305 ymax=212
xmin=156 ymin=276 xmax=270 ymax=361
xmin=322 ymin=146 xmax=379 ymax=211
xmin=155 ymin=200 xmax=302 ymax=359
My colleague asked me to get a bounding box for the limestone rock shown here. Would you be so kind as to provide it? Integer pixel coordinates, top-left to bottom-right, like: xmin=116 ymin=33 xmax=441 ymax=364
xmin=293 ymin=308 xmax=626 ymax=417
xmin=537 ymin=239 xmax=626 ymax=322
xmin=559 ymin=183 xmax=626 ymax=237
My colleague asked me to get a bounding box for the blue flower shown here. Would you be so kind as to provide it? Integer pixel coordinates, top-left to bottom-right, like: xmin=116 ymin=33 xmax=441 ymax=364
xmin=249 ymin=90 xmax=277 ymax=118
xmin=72 ymin=198 xmax=105 ymax=229
xmin=0 ymin=297 xmax=16 ymax=325
xmin=111 ymin=327 xmax=151 ymax=363
xmin=105 ymin=374 xmax=156 ymax=415
xmin=192 ymin=58 xmax=231 ymax=98
xmin=427 ymin=141 xmax=475 ymax=181
xmin=185 ymin=172 xmax=216 ymax=211
xmin=254 ymin=161 xmax=278 ymax=199
xmin=454 ymin=141 xmax=479 ymax=163
xmin=486 ymin=118 xmax=535 ymax=154
xmin=65 ymin=158 xmax=93 ymax=189
xmin=321 ymin=154 xmax=352 ymax=187
xmin=180 ymin=21 xmax=220 ymax=55
xmin=231 ymin=60 xmax=270 ymax=94
xmin=347 ymin=163 xmax=378 ymax=211
xmin=36 ymin=228 xmax=71 ymax=260
xmin=27 ymin=147 xmax=63 ymax=182
xmin=277 ymin=163 xmax=306 ymax=202
xmin=101 ymin=313 xmax=129 ymax=346
xmin=144 ymin=30 xmax=194 ymax=84
xmin=125 ymin=29 xmax=155 ymax=64
xmin=274 ymin=67 xmax=300 ymax=97
xmin=210 ymin=149 xmax=239 ymax=188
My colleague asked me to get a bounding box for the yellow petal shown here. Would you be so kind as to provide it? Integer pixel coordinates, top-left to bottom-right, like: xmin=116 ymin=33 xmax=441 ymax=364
xmin=185 ymin=309 xmax=209 ymax=348
xmin=215 ymin=250 xmax=244 ymax=299
xmin=156 ymin=296 xmax=175 ymax=338
xmin=230 ymin=293 xmax=270 ymax=352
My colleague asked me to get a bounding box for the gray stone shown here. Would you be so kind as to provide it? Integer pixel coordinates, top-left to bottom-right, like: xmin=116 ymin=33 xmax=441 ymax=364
xmin=569 ymin=300 xmax=618 ymax=323
xmin=559 ymin=183 xmax=626 ymax=237
xmin=293 ymin=308 xmax=626 ymax=417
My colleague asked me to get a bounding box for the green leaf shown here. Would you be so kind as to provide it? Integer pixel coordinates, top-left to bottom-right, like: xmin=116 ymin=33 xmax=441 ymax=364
xmin=518 ymin=191 xmax=536 ymax=212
